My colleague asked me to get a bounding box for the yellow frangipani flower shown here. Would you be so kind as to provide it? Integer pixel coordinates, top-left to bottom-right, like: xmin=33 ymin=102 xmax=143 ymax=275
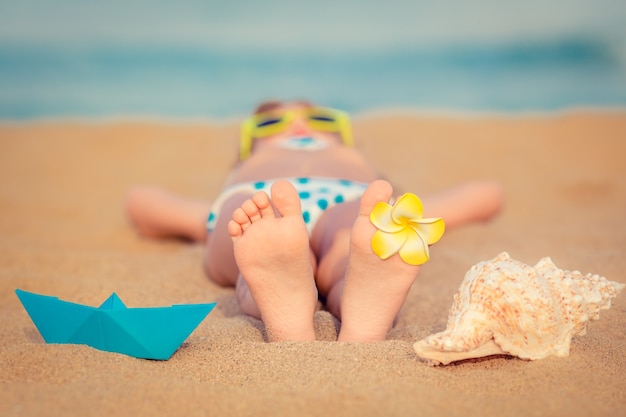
xmin=370 ymin=193 xmax=445 ymax=266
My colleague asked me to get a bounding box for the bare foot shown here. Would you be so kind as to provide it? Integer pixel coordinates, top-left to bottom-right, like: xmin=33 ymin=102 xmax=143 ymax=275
xmin=228 ymin=180 xmax=318 ymax=341
xmin=338 ymin=180 xmax=422 ymax=342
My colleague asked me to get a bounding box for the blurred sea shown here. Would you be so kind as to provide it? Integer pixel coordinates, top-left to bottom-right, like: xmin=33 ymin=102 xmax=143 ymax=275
xmin=1 ymin=0 xmax=625 ymax=120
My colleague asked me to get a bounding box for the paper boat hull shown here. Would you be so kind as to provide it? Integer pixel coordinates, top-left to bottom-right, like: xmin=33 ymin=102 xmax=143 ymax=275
xmin=16 ymin=289 xmax=216 ymax=360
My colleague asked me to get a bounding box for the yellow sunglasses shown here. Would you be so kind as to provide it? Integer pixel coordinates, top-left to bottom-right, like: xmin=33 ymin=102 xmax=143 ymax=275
xmin=239 ymin=107 xmax=354 ymax=160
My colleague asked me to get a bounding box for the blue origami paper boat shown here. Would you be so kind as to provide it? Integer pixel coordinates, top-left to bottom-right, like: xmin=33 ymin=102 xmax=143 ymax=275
xmin=15 ymin=289 xmax=216 ymax=360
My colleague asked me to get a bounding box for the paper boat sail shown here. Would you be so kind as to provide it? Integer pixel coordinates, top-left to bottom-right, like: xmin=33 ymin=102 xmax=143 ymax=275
xmin=15 ymin=289 xmax=216 ymax=360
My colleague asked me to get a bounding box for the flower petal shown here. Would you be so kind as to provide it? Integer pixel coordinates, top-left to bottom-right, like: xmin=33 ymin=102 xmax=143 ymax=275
xmin=410 ymin=217 xmax=446 ymax=245
xmin=398 ymin=227 xmax=430 ymax=266
xmin=370 ymin=202 xmax=404 ymax=233
xmin=391 ymin=193 xmax=424 ymax=224
xmin=371 ymin=229 xmax=408 ymax=260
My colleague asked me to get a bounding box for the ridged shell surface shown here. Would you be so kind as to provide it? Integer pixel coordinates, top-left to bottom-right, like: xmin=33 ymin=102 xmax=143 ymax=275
xmin=414 ymin=252 xmax=624 ymax=365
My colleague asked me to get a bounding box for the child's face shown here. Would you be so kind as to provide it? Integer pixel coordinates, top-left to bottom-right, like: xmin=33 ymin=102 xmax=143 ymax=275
xmin=251 ymin=104 xmax=342 ymax=153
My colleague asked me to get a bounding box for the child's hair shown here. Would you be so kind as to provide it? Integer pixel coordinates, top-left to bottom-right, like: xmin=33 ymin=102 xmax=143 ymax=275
xmin=253 ymin=99 xmax=315 ymax=114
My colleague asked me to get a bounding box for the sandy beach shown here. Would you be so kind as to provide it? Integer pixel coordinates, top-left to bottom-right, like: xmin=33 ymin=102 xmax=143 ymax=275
xmin=1 ymin=111 xmax=625 ymax=417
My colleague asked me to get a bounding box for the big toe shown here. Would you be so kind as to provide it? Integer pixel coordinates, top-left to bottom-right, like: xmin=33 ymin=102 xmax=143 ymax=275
xmin=360 ymin=180 xmax=394 ymax=216
xmin=271 ymin=180 xmax=303 ymax=218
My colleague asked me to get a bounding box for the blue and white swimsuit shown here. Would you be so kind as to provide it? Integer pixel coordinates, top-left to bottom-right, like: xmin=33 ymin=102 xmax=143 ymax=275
xmin=206 ymin=177 xmax=368 ymax=234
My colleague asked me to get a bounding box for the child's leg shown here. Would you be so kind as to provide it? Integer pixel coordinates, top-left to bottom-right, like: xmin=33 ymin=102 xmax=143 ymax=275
xmin=422 ymin=180 xmax=503 ymax=229
xmin=125 ymin=186 xmax=211 ymax=242
xmin=228 ymin=181 xmax=318 ymax=341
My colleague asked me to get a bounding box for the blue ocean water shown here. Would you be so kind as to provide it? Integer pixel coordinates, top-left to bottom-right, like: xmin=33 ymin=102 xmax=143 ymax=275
xmin=1 ymin=1 xmax=625 ymax=119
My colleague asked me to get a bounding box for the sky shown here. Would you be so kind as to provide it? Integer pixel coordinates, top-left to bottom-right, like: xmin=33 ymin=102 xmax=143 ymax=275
xmin=1 ymin=0 xmax=625 ymax=52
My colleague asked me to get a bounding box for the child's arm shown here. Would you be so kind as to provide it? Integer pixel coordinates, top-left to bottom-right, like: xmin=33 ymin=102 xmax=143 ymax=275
xmin=125 ymin=186 xmax=212 ymax=242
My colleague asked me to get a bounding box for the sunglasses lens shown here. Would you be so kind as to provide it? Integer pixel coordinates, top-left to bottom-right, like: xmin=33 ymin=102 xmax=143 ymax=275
xmin=309 ymin=115 xmax=336 ymax=123
xmin=252 ymin=114 xmax=288 ymax=138
xmin=256 ymin=117 xmax=283 ymax=128
xmin=307 ymin=111 xmax=341 ymax=131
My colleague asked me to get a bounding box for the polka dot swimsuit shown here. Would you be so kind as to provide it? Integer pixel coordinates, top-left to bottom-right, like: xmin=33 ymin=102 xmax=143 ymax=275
xmin=206 ymin=177 xmax=368 ymax=234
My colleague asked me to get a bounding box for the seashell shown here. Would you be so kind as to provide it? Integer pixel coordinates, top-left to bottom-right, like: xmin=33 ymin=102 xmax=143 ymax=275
xmin=414 ymin=252 xmax=624 ymax=365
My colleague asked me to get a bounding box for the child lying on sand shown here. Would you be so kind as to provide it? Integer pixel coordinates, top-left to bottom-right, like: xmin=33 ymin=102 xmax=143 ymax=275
xmin=125 ymin=100 xmax=503 ymax=342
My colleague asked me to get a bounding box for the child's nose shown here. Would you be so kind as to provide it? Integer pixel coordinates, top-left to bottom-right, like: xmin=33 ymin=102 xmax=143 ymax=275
xmin=289 ymin=117 xmax=312 ymax=135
